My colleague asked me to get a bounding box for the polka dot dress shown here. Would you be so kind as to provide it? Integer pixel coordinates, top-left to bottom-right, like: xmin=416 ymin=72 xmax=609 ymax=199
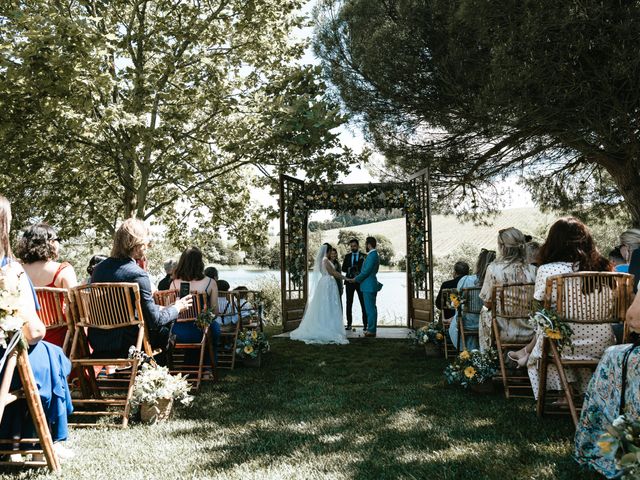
xmin=528 ymin=262 xmax=616 ymax=399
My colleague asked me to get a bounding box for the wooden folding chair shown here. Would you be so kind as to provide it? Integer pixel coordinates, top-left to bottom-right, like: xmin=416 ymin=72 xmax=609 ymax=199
xmin=68 ymin=282 xmax=152 ymax=428
xmin=537 ymin=272 xmax=634 ymax=426
xmin=491 ymin=282 xmax=536 ymax=399
xmin=236 ymin=290 xmax=264 ymax=332
xmin=0 ymin=333 xmax=59 ymax=471
xmin=216 ymin=292 xmax=241 ymax=370
xmin=437 ymin=288 xmax=459 ymax=359
xmin=459 ymin=287 xmax=482 ymax=350
xmin=153 ymin=290 xmax=217 ymax=389
xmin=34 ymin=287 xmax=73 ymax=355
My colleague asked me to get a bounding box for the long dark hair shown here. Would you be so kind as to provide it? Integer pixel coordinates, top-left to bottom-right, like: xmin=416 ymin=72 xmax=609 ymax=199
xmin=537 ymin=217 xmax=610 ymax=272
xmin=0 ymin=195 xmax=11 ymax=259
xmin=173 ymin=246 xmax=205 ymax=281
xmin=475 ymin=249 xmax=496 ymax=286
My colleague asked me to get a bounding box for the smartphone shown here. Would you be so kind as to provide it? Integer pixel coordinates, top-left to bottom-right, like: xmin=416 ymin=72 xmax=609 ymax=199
xmin=179 ymin=282 xmax=190 ymax=299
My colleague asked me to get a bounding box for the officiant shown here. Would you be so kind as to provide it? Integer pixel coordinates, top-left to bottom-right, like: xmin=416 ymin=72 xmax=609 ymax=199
xmin=341 ymin=238 xmax=368 ymax=330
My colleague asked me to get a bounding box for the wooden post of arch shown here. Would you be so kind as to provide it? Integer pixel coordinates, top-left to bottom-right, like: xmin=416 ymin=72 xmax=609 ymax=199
xmin=406 ymin=168 xmax=434 ymax=329
xmin=279 ymin=174 xmax=308 ymax=332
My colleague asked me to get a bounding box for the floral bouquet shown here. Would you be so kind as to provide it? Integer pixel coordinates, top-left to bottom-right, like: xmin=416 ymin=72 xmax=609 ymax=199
xmin=130 ymin=363 xmax=193 ymax=412
xmin=598 ymin=414 xmax=640 ymax=479
xmin=410 ymin=321 xmax=445 ymax=346
xmin=446 ymin=291 xmax=464 ymax=310
xmin=529 ymin=308 xmax=574 ymax=353
xmin=195 ymin=308 xmax=217 ymax=331
xmin=444 ymin=349 xmax=499 ymax=387
xmin=0 ymin=270 xmax=24 ymax=348
xmin=235 ymin=330 xmax=270 ymax=359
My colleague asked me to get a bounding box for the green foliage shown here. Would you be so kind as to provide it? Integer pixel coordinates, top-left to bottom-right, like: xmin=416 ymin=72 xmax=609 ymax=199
xmin=244 ymin=243 xmax=281 ymax=270
xmin=0 ymin=0 xmax=355 ymax=248
xmin=433 ymin=242 xmax=480 ymax=289
xmin=309 ymin=209 xmax=403 ymax=231
xmin=251 ymin=274 xmax=281 ymax=326
xmin=314 ymin=0 xmax=640 ymax=223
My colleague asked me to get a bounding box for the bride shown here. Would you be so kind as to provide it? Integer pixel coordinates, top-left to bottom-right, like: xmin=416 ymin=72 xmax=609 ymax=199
xmin=290 ymin=243 xmax=348 ymax=345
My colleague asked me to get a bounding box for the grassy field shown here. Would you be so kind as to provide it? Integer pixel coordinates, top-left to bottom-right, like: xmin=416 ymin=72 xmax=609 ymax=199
xmin=1 ymin=332 xmax=598 ymax=480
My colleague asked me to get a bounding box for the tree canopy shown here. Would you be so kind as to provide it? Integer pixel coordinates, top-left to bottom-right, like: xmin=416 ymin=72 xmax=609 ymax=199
xmin=314 ymin=0 xmax=640 ymax=224
xmin=0 ymin=0 xmax=354 ymax=246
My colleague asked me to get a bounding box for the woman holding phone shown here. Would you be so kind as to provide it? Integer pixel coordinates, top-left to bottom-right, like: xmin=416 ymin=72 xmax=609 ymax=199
xmin=170 ymin=246 xmax=218 ymax=346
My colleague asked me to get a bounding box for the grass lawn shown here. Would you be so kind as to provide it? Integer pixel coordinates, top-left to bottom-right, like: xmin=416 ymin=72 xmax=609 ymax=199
xmin=1 ymin=331 xmax=599 ymax=480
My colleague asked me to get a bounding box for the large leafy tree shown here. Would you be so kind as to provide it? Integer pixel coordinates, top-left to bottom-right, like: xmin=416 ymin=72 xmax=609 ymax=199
xmin=0 ymin=0 xmax=353 ymax=245
xmin=314 ymin=0 xmax=640 ymax=223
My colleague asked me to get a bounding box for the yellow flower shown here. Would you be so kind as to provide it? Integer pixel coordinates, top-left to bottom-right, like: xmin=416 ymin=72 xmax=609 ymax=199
xmin=459 ymin=350 xmax=470 ymax=361
xmin=435 ymin=333 xmax=444 ymax=341
xmin=252 ymin=331 xmax=258 ymax=340
xmin=545 ymin=328 xmax=563 ymax=340
xmin=464 ymin=367 xmax=476 ymax=378
xmin=244 ymin=345 xmax=254 ymax=355
xmin=597 ymin=440 xmax=613 ymax=454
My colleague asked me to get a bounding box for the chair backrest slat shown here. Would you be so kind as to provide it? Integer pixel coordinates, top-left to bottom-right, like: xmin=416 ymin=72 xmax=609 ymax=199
xmin=461 ymin=287 xmax=483 ymax=315
xmin=544 ymin=272 xmax=634 ymax=324
xmin=153 ymin=289 xmax=209 ymax=321
xmin=72 ymin=283 xmax=142 ymax=328
xmin=34 ymin=287 xmax=69 ymax=328
xmin=494 ymin=282 xmax=536 ymax=319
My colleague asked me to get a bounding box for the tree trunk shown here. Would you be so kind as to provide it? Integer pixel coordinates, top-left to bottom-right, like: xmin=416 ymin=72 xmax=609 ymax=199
xmin=603 ymin=159 xmax=640 ymax=225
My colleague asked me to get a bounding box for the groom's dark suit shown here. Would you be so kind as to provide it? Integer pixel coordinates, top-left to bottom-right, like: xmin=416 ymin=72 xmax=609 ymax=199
xmin=341 ymin=251 xmax=368 ymax=329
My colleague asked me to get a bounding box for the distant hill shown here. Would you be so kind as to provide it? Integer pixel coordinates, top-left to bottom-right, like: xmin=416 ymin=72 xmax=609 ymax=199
xmin=318 ymin=207 xmax=554 ymax=258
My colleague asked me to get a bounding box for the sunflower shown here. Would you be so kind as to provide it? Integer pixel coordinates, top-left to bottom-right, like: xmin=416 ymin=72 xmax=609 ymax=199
xmin=252 ymin=330 xmax=258 ymax=340
xmin=544 ymin=328 xmax=563 ymax=340
xmin=459 ymin=350 xmax=470 ymax=361
xmin=597 ymin=440 xmax=613 ymax=454
xmin=244 ymin=345 xmax=254 ymax=355
xmin=464 ymin=366 xmax=476 ymax=379
xmin=435 ymin=332 xmax=444 ymax=341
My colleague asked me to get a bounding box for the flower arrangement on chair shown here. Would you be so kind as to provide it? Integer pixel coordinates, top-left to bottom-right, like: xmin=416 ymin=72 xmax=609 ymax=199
xmin=130 ymin=363 xmax=193 ymax=423
xmin=446 ymin=291 xmax=464 ymax=310
xmin=195 ymin=308 xmax=217 ymax=331
xmin=444 ymin=349 xmax=499 ymax=389
xmin=410 ymin=322 xmax=445 ymax=355
xmin=597 ymin=414 xmax=640 ymax=479
xmin=0 ymin=270 xmax=24 ymax=348
xmin=529 ymin=308 xmax=574 ymax=353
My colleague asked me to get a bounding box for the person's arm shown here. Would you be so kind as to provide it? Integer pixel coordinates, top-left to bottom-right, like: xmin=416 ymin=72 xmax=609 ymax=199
xmin=435 ymin=285 xmax=444 ymax=311
xmin=341 ymin=255 xmax=349 ymax=274
xmin=626 ymin=288 xmax=640 ymax=333
xmin=208 ymin=280 xmax=218 ymax=313
xmin=324 ymin=259 xmax=346 ymax=281
xmin=479 ymin=266 xmax=495 ymax=309
xmin=136 ymin=271 xmax=190 ymax=330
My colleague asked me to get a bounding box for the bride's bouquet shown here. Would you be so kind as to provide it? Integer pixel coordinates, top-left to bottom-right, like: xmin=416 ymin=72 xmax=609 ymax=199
xmin=0 ymin=270 xmax=24 ymax=348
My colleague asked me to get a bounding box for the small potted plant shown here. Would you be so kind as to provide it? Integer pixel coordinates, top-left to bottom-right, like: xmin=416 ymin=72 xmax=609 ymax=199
xmin=410 ymin=321 xmax=445 ymax=358
xmin=130 ymin=363 xmax=193 ymax=423
xmin=444 ymin=348 xmax=499 ymax=393
xmin=235 ymin=330 xmax=270 ymax=367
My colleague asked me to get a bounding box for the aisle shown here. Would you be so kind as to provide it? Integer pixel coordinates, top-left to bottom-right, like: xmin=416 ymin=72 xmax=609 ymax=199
xmin=0 ymin=335 xmax=594 ymax=480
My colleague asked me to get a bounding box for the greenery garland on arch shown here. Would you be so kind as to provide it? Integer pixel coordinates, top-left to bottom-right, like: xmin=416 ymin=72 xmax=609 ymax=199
xmin=286 ymin=183 xmax=428 ymax=288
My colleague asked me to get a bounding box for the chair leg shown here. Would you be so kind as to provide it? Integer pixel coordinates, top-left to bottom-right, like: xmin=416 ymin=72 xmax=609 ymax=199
xmin=493 ymin=320 xmax=510 ymax=399
xmin=537 ymin=338 xmax=549 ymax=418
xmin=549 ymin=342 xmax=579 ymax=426
xmin=17 ymin=349 xmax=60 ymax=472
xmin=121 ymin=359 xmax=139 ymax=428
xmin=206 ymin=331 xmax=218 ymax=382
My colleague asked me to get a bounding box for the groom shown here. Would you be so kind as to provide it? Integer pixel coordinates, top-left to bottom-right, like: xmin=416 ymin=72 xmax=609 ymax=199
xmin=341 ymin=238 xmax=368 ymax=331
xmin=349 ymin=236 xmax=382 ymax=337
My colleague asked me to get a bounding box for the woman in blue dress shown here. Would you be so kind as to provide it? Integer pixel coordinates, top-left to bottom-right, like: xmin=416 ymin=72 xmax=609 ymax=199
xmin=0 ymin=195 xmax=73 ymax=462
xmin=449 ymin=249 xmax=496 ymax=351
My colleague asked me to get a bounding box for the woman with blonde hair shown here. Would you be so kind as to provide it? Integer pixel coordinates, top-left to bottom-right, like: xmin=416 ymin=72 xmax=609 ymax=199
xmin=477 ymin=228 xmax=537 ymax=352
xmin=0 ymin=195 xmax=74 ymax=461
xmin=89 ymin=218 xmax=192 ymax=361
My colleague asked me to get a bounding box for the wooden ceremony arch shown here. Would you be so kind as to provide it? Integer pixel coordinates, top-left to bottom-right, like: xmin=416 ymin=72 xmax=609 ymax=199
xmin=278 ymin=169 xmax=434 ymax=332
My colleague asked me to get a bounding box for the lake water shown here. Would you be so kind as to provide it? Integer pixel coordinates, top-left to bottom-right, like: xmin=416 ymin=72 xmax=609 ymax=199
xmin=219 ymin=269 xmax=408 ymax=326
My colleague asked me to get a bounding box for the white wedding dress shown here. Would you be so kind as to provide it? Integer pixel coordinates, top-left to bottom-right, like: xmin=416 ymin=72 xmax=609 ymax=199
xmin=290 ymin=246 xmax=348 ymax=345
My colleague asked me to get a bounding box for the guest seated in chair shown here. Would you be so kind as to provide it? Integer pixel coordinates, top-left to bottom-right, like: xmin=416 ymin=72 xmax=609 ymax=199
xmin=508 ymin=217 xmax=614 ymax=401
xmin=479 ymin=227 xmax=537 ymax=352
xmin=574 ymin=286 xmax=640 ymax=478
xmin=16 ymin=223 xmax=78 ymax=348
xmin=83 ymin=254 xmax=107 ymax=284
xmin=449 ymin=249 xmax=496 ymax=351
xmin=435 ymin=261 xmax=470 ymax=321
xmin=89 ymin=219 xmax=192 ymax=360
xmin=157 ymin=259 xmax=177 ymax=291
xmin=615 ymin=229 xmax=640 ymax=273
xmin=0 ymin=195 xmax=74 ymax=462
xmin=169 ymin=247 xmax=219 ymax=339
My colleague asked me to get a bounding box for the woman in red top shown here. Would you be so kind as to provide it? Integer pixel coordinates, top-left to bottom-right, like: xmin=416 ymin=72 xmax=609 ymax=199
xmin=16 ymin=223 xmax=78 ymax=347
